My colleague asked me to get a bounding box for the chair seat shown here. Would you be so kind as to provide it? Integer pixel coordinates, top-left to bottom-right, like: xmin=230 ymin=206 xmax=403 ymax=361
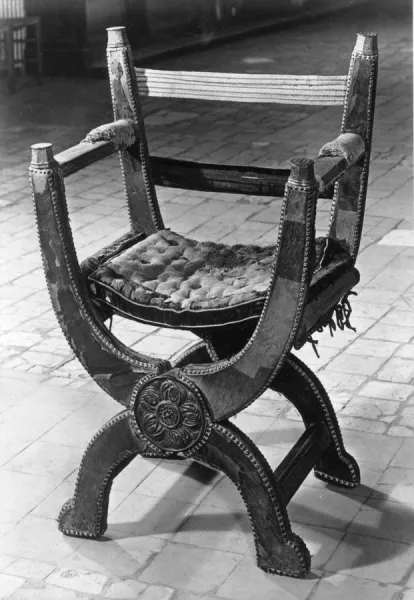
xmin=88 ymin=229 xmax=359 ymax=334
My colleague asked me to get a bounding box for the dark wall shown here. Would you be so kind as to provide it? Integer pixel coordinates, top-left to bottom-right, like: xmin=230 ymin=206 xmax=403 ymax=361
xmin=25 ymin=0 xmax=87 ymax=75
xmin=24 ymin=0 xmax=369 ymax=74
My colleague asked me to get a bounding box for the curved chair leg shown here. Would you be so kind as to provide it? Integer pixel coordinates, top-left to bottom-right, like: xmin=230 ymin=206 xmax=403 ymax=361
xmin=59 ymin=411 xmax=147 ymax=539
xmin=272 ymin=353 xmax=360 ymax=488
xmin=193 ymin=420 xmax=311 ymax=578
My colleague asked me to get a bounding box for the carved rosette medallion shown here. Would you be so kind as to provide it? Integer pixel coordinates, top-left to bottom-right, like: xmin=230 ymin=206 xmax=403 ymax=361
xmin=131 ymin=376 xmax=208 ymax=454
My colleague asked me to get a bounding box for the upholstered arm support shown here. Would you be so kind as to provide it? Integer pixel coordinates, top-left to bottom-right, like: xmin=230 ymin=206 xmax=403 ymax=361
xmin=82 ymin=119 xmax=137 ymax=151
xmin=314 ymin=133 xmax=365 ymax=193
xmin=319 ymin=133 xmax=365 ymax=165
xmin=54 ymin=120 xmax=139 ymax=178
xmin=82 ymin=119 xmax=138 ymax=150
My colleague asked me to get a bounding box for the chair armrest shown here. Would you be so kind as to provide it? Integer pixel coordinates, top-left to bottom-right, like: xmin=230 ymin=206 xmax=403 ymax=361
xmin=319 ymin=133 xmax=365 ymax=165
xmin=55 ymin=140 xmax=115 ymax=177
xmin=55 ymin=119 xmax=138 ymax=178
xmin=180 ymin=158 xmax=319 ymax=421
xmin=82 ymin=119 xmax=138 ymax=149
xmin=314 ymin=133 xmax=365 ymax=193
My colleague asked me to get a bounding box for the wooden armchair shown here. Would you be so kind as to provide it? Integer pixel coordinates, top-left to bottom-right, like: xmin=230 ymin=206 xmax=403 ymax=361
xmin=29 ymin=28 xmax=378 ymax=578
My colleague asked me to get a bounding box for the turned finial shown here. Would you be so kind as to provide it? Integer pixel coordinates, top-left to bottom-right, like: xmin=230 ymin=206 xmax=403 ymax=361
xmin=289 ymin=158 xmax=315 ymax=185
xmin=107 ymin=26 xmax=129 ymax=48
xmin=30 ymin=143 xmax=54 ymax=168
xmin=355 ymin=32 xmax=378 ymax=55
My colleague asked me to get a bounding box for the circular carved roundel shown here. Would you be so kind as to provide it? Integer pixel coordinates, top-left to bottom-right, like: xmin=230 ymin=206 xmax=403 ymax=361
xmin=133 ymin=377 xmax=206 ymax=453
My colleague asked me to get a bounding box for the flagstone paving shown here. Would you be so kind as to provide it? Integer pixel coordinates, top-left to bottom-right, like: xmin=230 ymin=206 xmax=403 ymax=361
xmin=0 ymin=0 xmax=413 ymax=597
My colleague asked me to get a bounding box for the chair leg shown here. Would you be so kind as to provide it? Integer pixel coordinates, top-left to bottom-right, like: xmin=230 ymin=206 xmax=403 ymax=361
xmin=272 ymin=353 xmax=360 ymax=488
xmin=193 ymin=421 xmax=311 ymax=578
xmin=59 ymin=411 xmax=146 ymax=539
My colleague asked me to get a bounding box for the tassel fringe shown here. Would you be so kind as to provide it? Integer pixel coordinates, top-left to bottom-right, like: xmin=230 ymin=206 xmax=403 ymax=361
xmin=307 ymin=291 xmax=357 ymax=357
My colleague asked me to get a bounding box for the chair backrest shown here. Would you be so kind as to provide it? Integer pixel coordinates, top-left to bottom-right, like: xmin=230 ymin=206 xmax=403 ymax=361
xmin=106 ymin=27 xmax=378 ymax=260
xmin=135 ymin=68 xmax=348 ymax=105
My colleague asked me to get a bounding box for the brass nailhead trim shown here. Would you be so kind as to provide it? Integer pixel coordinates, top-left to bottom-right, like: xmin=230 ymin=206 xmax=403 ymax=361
xmin=196 ymin=422 xmax=309 ymax=577
xmin=286 ymin=354 xmax=358 ymax=486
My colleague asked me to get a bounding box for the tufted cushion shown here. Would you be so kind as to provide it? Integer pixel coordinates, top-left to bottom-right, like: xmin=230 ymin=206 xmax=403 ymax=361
xmin=88 ymin=229 xmax=358 ymax=332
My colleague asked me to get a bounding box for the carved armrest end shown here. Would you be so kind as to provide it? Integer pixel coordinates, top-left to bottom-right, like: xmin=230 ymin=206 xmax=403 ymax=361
xmin=318 ymin=133 xmax=365 ymax=167
xmin=82 ymin=119 xmax=138 ymax=152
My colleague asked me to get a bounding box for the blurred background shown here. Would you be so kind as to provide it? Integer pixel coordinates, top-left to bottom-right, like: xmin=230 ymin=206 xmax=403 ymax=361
xmin=1 ymin=0 xmax=378 ymax=78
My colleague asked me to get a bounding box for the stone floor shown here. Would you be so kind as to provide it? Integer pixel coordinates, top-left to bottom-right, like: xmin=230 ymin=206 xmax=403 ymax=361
xmin=0 ymin=0 xmax=413 ymax=598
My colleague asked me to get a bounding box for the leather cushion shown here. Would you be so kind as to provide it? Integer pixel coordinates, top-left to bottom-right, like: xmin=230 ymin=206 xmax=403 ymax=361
xmin=89 ymin=229 xmax=355 ymax=330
